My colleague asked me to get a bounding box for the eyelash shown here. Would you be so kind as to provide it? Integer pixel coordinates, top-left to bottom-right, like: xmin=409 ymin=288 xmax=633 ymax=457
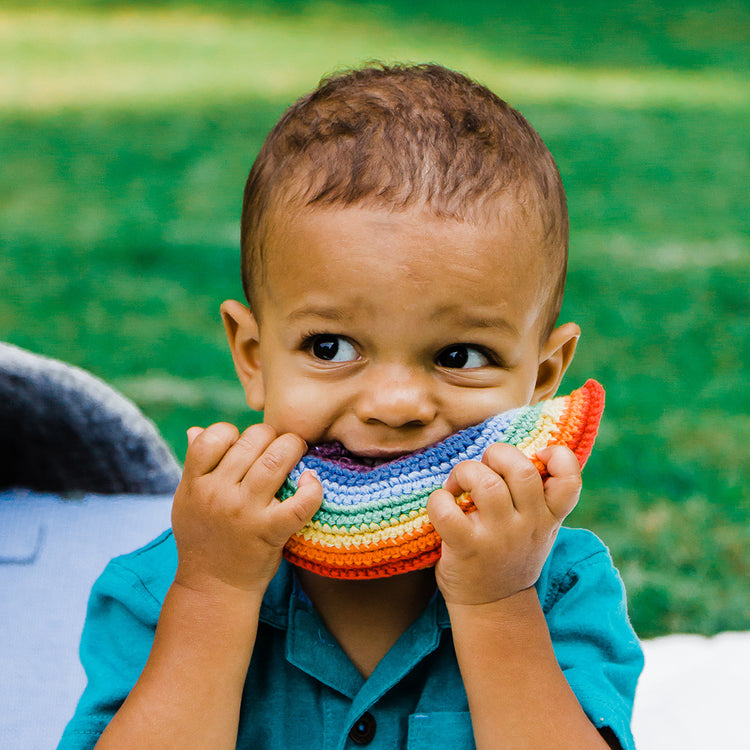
xmin=300 ymin=331 xmax=358 ymax=358
xmin=300 ymin=331 xmax=340 ymax=349
xmin=436 ymin=344 xmax=503 ymax=369
xmin=300 ymin=333 xmax=502 ymax=369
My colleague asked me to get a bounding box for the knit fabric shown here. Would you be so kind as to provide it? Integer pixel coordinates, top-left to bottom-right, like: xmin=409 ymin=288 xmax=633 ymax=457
xmin=279 ymin=379 xmax=605 ymax=580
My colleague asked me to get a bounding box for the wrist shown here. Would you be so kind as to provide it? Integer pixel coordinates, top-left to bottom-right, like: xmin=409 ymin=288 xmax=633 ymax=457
xmin=172 ymin=567 xmax=268 ymax=614
xmin=159 ymin=576 xmax=265 ymax=670
xmin=446 ymin=587 xmax=543 ymax=633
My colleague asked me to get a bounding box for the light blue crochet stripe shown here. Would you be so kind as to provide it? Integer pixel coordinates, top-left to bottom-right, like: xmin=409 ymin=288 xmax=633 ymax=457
xmin=285 ymin=409 xmax=522 ymax=508
xmin=278 ymin=407 xmax=542 ymax=523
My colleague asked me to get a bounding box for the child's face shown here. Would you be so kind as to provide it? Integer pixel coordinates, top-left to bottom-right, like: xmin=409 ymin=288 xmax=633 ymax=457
xmin=224 ymin=204 xmax=578 ymax=459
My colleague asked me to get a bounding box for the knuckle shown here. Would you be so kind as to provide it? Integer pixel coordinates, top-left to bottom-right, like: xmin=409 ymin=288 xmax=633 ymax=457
xmin=249 ymin=423 xmax=278 ymax=441
xmin=476 ymin=472 xmax=505 ymax=496
xmin=516 ymin=459 xmax=540 ymax=483
xmin=260 ymin=449 xmax=285 ymax=473
xmin=289 ymin=502 xmax=311 ymax=527
xmin=234 ymin=431 xmax=261 ymax=453
xmin=236 ymin=423 xmax=276 ymax=450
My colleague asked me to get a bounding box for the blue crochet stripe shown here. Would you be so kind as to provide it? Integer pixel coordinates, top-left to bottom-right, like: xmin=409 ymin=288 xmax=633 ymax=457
xmin=279 ymin=404 xmax=541 ymax=519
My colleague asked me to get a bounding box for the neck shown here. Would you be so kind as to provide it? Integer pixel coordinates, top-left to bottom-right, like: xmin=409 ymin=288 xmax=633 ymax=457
xmin=296 ymin=567 xmax=437 ymax=678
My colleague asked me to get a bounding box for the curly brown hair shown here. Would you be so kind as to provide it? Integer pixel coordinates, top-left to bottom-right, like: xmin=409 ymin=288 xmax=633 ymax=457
xmin=241 ymin=63 xmax=568 ymax=334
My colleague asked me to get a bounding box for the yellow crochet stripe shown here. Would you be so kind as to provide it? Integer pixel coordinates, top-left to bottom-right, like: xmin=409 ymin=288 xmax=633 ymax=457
xmin=303 ymin=507 xmax=425 ymax=536
xmin=298 ymin=509 xmax=430 ymax=549
xmin=282 ymin=380 xmax=605 ymax=579
xmin=515 ymin=400 xmax=567 ymax=457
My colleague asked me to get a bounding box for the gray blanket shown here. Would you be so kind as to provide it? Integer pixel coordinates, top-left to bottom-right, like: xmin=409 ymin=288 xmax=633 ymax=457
xmin=0 ymin=342 xmax=180 ymax=494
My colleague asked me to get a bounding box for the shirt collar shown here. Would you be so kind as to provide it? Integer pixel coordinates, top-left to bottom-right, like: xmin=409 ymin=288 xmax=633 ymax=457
xmin=259 ymin=559 xmax=452 ymax=631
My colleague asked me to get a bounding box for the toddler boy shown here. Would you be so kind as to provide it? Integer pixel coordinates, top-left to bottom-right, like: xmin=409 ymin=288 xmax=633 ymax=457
xmin=60 ymin=64 xmax=642 ymax=750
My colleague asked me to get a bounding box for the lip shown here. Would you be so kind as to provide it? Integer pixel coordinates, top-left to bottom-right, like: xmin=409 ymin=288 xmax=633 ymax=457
xmin=346 ymin=442 xmax=440 ymax=462
xmin=354 ymin=448 xmax=411 ymax=459
xmin=351 ymin=451 xmax=412 ymax=466
xmin=316 ymin=432 xmax=451 ymax=465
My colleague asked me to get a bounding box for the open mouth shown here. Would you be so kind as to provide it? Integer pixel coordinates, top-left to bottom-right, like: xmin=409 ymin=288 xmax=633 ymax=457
xmin=307 ymin=442 xmax=411 ymax=472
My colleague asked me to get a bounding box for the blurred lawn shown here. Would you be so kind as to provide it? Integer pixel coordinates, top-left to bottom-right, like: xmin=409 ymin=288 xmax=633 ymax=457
xmin=2 ymin=0 xmax=749 ymax=637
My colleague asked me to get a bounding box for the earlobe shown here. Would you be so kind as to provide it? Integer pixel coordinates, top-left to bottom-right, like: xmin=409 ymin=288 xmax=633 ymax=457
xmin=532 ymin=322 xmax=581 ymax=403
xmin=220 ymin=299 xmax=266 ymax=411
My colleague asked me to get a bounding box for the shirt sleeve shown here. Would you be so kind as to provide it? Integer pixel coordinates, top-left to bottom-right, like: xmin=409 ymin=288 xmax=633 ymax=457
xmin=57 ymin=558 xmax=162 ymax=749
xmin=539 ymin=529 xmax=644 ymax=750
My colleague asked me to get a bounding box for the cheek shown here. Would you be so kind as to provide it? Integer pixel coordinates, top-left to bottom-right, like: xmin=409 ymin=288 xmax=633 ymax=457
xmin=261 ymin=379 xmax=335 ymax=442
xmin=447 ymin=381 xmax=534 ymax=427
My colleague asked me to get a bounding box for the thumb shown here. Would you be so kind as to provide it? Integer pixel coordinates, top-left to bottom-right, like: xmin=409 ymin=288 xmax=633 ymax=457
xmin=273 ymin=470 xmax=324 ymax=542
xmin=427 ymin=488 xmax=474 ymax=549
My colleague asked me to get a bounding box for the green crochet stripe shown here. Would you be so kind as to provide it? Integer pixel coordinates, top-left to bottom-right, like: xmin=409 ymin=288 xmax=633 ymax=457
xmin=503 ymin=402 xmax=545 ymax=445
xmin=279 ymin=479 xmax=440 ymax=531
xmin=276 ymin=402 xmax=546 ymax=531
xmin=278 ymin=479 xmax=297 ymax=503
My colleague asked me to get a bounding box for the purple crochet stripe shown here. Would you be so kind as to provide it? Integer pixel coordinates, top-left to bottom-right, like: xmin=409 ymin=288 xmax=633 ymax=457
xmin=307 ymin=442 xmax=392 ymax=472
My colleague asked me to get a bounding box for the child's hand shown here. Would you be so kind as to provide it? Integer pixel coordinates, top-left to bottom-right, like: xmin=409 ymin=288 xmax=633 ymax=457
xmin=427 ymin=443 xmax=581 ymax=606
xmin=171 ymin=423 xmax=323 ymax=598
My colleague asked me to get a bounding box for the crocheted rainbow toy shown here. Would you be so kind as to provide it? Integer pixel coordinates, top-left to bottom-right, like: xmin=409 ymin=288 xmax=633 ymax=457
xmin=279 ymin=379 xmax=605 ymax=580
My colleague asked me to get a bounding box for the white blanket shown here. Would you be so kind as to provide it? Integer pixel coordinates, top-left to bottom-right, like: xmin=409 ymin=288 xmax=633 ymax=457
xmin=633 ymin=631 xmax=750 ymax=749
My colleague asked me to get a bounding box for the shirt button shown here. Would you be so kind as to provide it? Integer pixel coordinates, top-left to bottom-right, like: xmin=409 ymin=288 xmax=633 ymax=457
xmin=349 ymin=712 xmax=376 ymax=745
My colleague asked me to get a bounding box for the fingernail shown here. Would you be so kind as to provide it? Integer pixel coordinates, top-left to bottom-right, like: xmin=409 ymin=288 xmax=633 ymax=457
xmin=303 ymin=468 xmax=320 ymax=482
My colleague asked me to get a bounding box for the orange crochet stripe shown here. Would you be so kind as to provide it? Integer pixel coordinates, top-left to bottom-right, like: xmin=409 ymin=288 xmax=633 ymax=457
xmin=280 ymin=380 xmax=604 ymax=579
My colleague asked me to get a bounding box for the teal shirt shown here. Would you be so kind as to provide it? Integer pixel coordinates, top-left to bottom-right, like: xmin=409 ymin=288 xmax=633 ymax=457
xmin=59 ymin=527 xmax=642 ymax=750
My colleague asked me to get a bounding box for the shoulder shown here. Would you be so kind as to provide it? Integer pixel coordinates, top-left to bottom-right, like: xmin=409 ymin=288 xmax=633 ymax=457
xmin=536 ymin=527 xmax=623 ymax=612
xmin=90 ymin=529 xmax=177 ymax=621
xmin=547 ymin=526 xmax=613 ymax=569
xmin=88 ymin=530 xmax=292 ymax=626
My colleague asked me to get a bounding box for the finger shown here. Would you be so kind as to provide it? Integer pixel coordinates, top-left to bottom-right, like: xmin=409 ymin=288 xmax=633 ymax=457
xmin=427 ymin=488 xmax=475 ymax=549
xmin=481 ymin=442 xmax=544 ymax=514
xmin=183 ymin=422 xmax=240 ymax=477
xmin=270 ymin=469 xmax=324 ymax=543
xmin=442 ymin=459 xmax=498 ymax=498
xmin=215 ymin=423 xmax=279 ymax=482
xmin=536 ymin=444 xmax=581 ymax=477
xmin=444 ymin=459 xmax=514 ymax=522
xmin=186 ymin=426 xmax=204 ymax=447
xmin=536 ymin=445 xmax=582 ymax=521
xmin=240 ymin=432 xmax=309 ymax=498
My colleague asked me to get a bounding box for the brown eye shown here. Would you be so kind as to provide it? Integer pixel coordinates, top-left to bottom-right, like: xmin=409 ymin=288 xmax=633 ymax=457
xmin=436 ymin=345 xmax=490 ymax=369
xmin=309 ymin=335 xmax=357 ymax=362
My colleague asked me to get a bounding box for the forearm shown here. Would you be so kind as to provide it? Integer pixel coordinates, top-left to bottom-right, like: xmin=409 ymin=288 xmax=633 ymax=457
xmin=449 ymin=588 xmax=610 ymax=750
xmin=95 ymin=580 xmax=262 ymax=749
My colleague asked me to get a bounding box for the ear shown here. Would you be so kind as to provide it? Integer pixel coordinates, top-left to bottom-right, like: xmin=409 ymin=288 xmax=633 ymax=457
xmin=221 ymin=299 xmax=266 ymax=412
xmin=532 ymin=322 xmax=581 ymax=404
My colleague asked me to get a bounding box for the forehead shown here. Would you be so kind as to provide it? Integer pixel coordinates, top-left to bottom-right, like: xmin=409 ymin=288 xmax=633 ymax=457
xmin=259 ymin=204 xmax=548 ymax=331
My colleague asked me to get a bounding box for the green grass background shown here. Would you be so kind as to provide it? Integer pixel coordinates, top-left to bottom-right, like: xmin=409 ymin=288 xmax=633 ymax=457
xmin=2 ymin=0 xmax=749 ymax=637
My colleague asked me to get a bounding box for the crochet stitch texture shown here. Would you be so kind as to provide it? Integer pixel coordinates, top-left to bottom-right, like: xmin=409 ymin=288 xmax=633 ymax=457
xmin=279 ymin=379 xmax=605 ymax=580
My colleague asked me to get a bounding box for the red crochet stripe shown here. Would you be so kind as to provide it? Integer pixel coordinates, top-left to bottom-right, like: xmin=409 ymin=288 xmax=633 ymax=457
xmin=283 ymin=380 xmax=605 ymax=579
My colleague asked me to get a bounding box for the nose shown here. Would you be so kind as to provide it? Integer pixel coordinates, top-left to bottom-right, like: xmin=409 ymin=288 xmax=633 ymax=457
xmin=355 ymin=366 xmax=437 ymax=428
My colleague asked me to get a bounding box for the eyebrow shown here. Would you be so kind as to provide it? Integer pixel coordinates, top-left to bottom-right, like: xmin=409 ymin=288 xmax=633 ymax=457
xmin=286 ymin=305 xmax=354 ymax=324
xmin=286 ymin=303 xmax=519 ymax=336
xmin=433 ymin=306 xmax=519 ymax=336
